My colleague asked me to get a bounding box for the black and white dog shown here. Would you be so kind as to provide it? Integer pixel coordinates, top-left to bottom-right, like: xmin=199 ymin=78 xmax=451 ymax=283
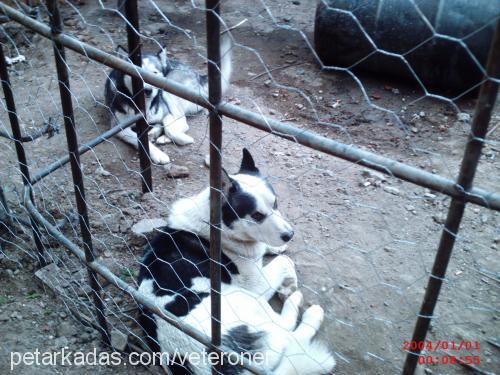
xmin=104 ymin=35 xmax=232 ymax=164
xmin=137 ymin=149 xmax=335 ymax=374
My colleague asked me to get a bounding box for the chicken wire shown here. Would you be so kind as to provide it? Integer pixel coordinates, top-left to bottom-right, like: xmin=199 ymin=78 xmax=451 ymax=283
xmin=0 ymin=1 xmax=498 ymax=374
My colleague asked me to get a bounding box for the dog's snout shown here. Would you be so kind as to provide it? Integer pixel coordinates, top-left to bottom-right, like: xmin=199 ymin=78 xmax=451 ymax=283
xmin=280 ymin=230 xmax=294 ymax=243
xmin=144 ymin=87 xmax=153 ymax=96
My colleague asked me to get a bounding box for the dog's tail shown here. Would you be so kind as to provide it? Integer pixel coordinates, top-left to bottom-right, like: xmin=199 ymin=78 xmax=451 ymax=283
xmin=274 ymin=339 xmax=336 ymax=375
xmin=220 ymin=31 xmax=233 ymax=95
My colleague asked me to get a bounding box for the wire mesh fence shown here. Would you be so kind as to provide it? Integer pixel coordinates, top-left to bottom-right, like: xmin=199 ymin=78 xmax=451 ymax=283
xmin=0 ymin=1 xmax=499 ymax=374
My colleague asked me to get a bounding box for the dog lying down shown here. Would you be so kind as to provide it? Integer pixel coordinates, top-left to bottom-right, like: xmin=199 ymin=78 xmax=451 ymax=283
xmin=104 ymin=34 xmax=232 ymax=165
xmin=137 ymin=149 xmax=335 ymax=374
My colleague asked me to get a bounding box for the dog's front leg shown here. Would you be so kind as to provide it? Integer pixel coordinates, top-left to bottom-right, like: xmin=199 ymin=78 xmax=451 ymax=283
xmin=114 ymin=111 xmax=171 ymax=164
xmin=248 ymin=255 xmax=297 ymax=300
xmin=162 ymin=114 xmax=194 ymax=146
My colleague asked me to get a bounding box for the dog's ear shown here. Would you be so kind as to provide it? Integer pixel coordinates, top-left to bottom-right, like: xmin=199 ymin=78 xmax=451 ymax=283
xmin=157 ymin=46 xmax=168 ymax=67
xmin=239 ymin=148 xmax=259 ymax=174
xmin=221 ymin=168 xmax=236 ymax=198
xmin=116 ymin=45 xmax=129 ymax=59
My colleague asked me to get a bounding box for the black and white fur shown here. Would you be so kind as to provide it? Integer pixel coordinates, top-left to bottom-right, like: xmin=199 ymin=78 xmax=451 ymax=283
xmin=137 ymin=149 xmax=335 ymax=374
xmin=104 ymin=35 xmax=232 ymax=164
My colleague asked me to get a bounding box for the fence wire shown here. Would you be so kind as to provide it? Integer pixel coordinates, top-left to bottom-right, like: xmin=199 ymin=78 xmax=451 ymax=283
xmin=0 ymin=1 xmax=499 ymax=375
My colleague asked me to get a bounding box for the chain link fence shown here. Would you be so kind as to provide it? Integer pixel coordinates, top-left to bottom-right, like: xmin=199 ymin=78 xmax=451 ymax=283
xmin=0 ymin=1 xmax=499 ymax=374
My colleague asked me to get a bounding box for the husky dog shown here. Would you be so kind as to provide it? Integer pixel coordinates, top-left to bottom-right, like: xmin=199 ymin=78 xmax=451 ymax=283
xmin=137 ymin=149 xmax=335 ymax=374
xmin=104 ymin=35 xmax=232 ymax=164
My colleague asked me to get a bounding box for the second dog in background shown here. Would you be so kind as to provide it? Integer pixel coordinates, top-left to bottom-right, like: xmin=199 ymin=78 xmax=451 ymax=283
xmin=104 ymin=33 xmax=232 ymax=164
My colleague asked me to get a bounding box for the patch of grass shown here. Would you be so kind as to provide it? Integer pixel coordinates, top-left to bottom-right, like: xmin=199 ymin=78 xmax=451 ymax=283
xmin=120 ymin=267 xmax=138 ymax=281
xmin=26 ymin=290 xmax=41 ymax=300
xmin=0 ymin=295 xmax=10 ymax=305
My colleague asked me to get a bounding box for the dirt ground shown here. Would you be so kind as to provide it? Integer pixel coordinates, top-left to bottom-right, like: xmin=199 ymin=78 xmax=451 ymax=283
xmin=0 ymin=1 xmax=499 ymax=374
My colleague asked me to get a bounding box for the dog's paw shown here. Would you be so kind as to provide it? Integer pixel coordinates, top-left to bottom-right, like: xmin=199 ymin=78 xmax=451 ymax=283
xmin=302 ymin=304 xmax=325 ymax=329
xmin=155 ymin=135 xmax=172 ymax=145
xmin=266 ymin=244 xmax=288 ymax=255
xmin=276 ymin=255 xmax=298 ymax=298
xmin=150 ymin=149 xmax=170 ymax=165
xmin=169 ymin=132 xmax=194 ymax=146
xmin=148 ymin=126 xmax=163 ymax=140
xmin=285 ymin=290 xmax=303 ymax=309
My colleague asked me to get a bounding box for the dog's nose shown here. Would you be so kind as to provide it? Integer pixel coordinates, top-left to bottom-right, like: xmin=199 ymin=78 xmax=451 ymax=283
xmin=281 ymin=230 xmax=294 ymax=243
xmin=144 ymin=87 xmax=153 ymax=96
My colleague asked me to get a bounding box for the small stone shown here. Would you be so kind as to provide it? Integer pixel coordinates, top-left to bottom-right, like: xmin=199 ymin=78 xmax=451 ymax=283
xmin=164 ymin=164 xmax=189 ymax=179
xmin=272 ymin=92 xmax=279 ymax=98
xmin=64 ymin=19 xmax=77 ymax=27
xmin=0 ymin=312 xmax=10 ymax=321
xmin=57 ymin=321 xmax=77 ymax=337
xmin=383 ymin=186 xmax=400 ymax=196
xmin=411 ymin=127 xmax=419 ymax=134
xmin=264 ymin=79 xmax=271 ymax=87
xmin=432 ymin=214 xmax=445 ymax=224
xmin=295 ymin=103 xmax=304 ymax=110
xmin=204 ymin=154 xmax=210 ymax=168
xmin=424 ymin=193 xmax=437 ymax=199
xmin=54 ymin=336 xmax=69 ymax=348
xmin=59 ymin=311 xmax=67 ymax=319
xmin=361 ymin=169 xmax=386 ymax=182
xmin=110 ymin=328 xmax=128 ymax=351
xmin=95 ymin=166 xmax=111 ymax=177
xmin=457 ymin=112 xmax=471 ymax=122
xmin=405 ymin=205 xmax=415 ymax=211
xmin=10 ymin=311 xmax=23 ymax=320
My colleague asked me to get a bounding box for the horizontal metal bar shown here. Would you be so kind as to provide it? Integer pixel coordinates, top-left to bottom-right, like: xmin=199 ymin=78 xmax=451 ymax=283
xmin=31 ymin=114 xmax=141 ymax=184
xmin=22 ymin=187 xmax=269 ymax=375
xmin=1 ymin=3 xmax=499 ymax=211
xmin=216 ymin=103 xmax=500 ymax=210
xmin=0 ymin=120 xmax=59 ymax=143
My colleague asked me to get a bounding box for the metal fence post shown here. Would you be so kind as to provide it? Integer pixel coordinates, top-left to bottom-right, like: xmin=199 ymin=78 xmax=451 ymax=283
xmin=46 ymin=0 xmax=110 ymax=345
xmin=402 ymin=19 xmax=500 ymax=375
xmin=0 ymin=42 xmax=46 ymax=265
xmin=206 ymin=1 xmax=223 ymax=373
xmin=124 ymin=0 xmax=153 ymax=193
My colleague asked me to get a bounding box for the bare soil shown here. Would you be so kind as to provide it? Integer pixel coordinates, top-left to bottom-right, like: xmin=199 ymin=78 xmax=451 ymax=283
xmin=0 ymin=1 xmax=499 ymax=375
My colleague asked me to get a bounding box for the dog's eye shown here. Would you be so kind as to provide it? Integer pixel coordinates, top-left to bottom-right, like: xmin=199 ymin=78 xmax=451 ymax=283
xmin=273 ymin=199 xmax=278 ymax=209
xmin=251 ymin=212 xmax=266 ymax=223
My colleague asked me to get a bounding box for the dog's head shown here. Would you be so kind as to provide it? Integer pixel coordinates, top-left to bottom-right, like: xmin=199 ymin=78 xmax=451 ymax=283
xmin=117 ymin=45 xmax=169 ymax=100
xmin=221 ymin=149 xmax=293 ymax=246
xmin=141 ymin=50 xmax=166 ymax=99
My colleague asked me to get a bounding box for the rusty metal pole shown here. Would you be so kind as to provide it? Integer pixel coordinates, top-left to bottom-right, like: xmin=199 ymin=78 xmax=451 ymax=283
xmin=206 ymin=1 xmax=223 ymax=373
xmin=124 ymin=0 xmax=153 ymax=193
xmin=0 ymin=42 xmax=46 ymax=265
xmin=402 ymin=19 xmax=500 ymax=375
xmin=46 ymin=0 xmax=110 ymax=345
